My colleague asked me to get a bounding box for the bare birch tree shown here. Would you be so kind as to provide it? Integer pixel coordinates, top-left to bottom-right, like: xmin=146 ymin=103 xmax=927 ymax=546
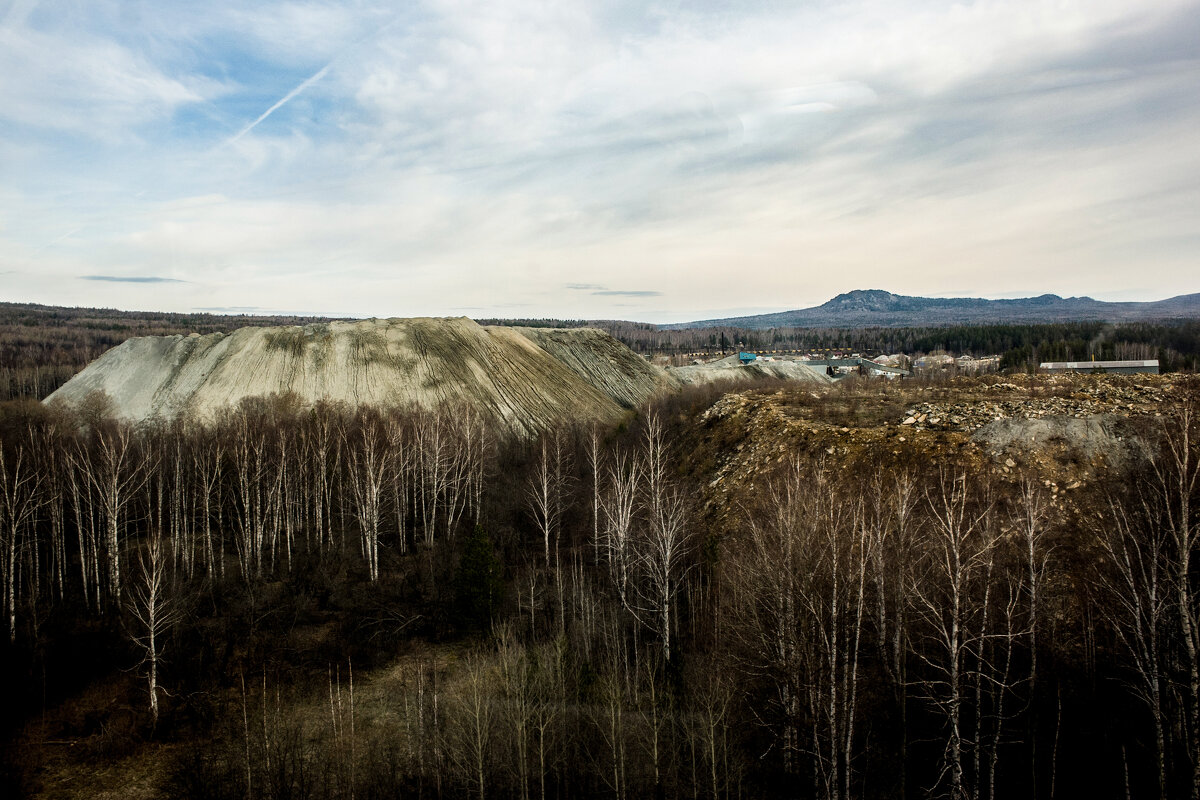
xmin=909 ymin=469 xmax=997 ymax=800
xmin=726 ymin=455 xmax=869 ymax=799
xmin=386 ymin=408 xmax=414 ymax=555
xmin=73 ymin=424 xmax=148 ymax=603
xmin=1096 ymin=495 xmax=1171 ymax=797
xmin=0 ymin=443 xmax=42 ymax=642
xmin=632 ymin=411 xmax=694 ymax=663
xmin=127 ymin=530 xmax=184 ymax=727
xmin=445 ymin=653 xmax=497 ymax=800
xmin=192 ymin=427 xmax=225 ymax=581
xmin=1012 ymin=473 xmax=1052 ymax=797
xmin=527 ymin=427 xmax=572 ymax=572
xmin=496 ymin=625 xmax=535 ymax=800
xmin=600 ymin=447 xmax=640 ymax=610
xmin=684 ymin=654 xmax=737 ymax=800
xmin=346 ymin=409 xmax=390 ymax=581
xmin=1151 ymin=386 xmax=1200 ymax=797
xmin=865 ymin=467 xmax=919 ymax=797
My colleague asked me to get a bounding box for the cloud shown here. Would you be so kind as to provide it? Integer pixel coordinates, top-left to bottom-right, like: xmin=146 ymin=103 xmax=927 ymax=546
xmin=194 ymin=306 xmax=263 ymax=313
xmin=81 ymin=275 xmax=187 ymax=284
xmin=0 ymin=21 xmax=218 ymax=138
xmin=2 ymin=0 xmax=1198 ymax=321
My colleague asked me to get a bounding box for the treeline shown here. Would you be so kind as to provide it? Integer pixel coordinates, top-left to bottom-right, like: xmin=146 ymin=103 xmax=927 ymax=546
xmin=2 ymin=384 xmax=1200 ymax=798
xmin=485 ymin=316 xmax=1200 ymax=370
xmin=0 ymin=302 xmax=333 ymax=402
xmin=588 ymin=320 xmax=1200 ymax=371
xmin=3 ymin=303 xmax=1197 ymax=404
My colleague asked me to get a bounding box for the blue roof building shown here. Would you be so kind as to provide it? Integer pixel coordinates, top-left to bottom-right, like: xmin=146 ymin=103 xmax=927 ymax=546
xmin=738 ymin=352 xmax=757 ymax=364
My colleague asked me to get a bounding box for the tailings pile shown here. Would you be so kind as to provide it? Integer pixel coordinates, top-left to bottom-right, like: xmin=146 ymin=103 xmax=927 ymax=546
xmin=45 ymin=318 xmax=667 ymax=437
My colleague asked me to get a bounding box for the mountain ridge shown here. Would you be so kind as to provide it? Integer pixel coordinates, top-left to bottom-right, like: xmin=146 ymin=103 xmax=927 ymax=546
xmin=663 ymin=290 xmax=1200 ymax=329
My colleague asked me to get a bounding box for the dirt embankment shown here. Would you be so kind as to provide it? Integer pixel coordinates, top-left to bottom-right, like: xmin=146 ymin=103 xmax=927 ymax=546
xmin=893 ymin=376 xmax=1167 ymax=432
xmin=514 ymin=326 xmax=679 ymax=407
xmin=669 ymin=358 xmax=831 ymax=387
xmin=45 ymin=319 xmax=669 ymax=437
xmin=45 ymin=319 xmax=864 ymax=436
xmin=681 ymin=375 xmax=1174 ymax=527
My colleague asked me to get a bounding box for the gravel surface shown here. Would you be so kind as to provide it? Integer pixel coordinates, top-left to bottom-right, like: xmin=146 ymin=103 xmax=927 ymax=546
xmin=46 ymin=318 xmax=666 ymax=437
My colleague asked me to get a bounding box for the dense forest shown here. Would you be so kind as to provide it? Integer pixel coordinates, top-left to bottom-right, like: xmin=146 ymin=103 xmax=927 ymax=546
xmin=1 ymin=376 xmax=1198 ymax=799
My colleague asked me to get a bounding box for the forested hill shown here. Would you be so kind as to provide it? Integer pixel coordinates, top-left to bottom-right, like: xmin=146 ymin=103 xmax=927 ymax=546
xmin=665 ymin=289 xmax=1200 ymax=329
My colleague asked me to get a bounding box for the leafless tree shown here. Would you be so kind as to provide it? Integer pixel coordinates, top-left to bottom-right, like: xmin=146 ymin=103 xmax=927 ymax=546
xmin=327 ymin=659 xmax=358 ymax=797
xmin=600 ymin=447 xmax=640 ymax=610
xmin=72 ymin=423 xmax=149 ymax=602
xmin=445 ymin=652 xmax=497 ymax=800
xmin=593 ymin=609 xmax=632 ymax=800
xmin=444 ymin=404 xmax=485 ymax=541
xmin=126 ymin=530 xmax=184 ymax=727
xmin=346 ymin=409 xmax=390 ymax=581
xmin=527 ymin=427 xmax=573 ymax=572
xmin=634 ymin=649 xmax=676 ymax=797
xmin=588 ymin=424 xmax=604 ymax=567
xmin=36 ymin=424 xmax=68 ymax=604
xmin=386 ymin=408 xmax=414 ymax=555
xmin=65 ymin=445 xmax=101 ymax=610
xmin=864 ymin=467 xmax=919 ymax=796
xmin=528 ymin=639 xmax=565 ymax=800
xmin=909 ymin=469 xmax=997 ymax=800
xmin=416 ymin=409 xmax=449 ymax=548
xmin=631 ymin=479 xmax=692 ymax=664
xmin=684 ymin=654 xmax=737 ymax=800
xmin=0 ymin=443 xmax=42 ymax=642
xmin=306 ymin=401 xmax=342 ymax=553
xmin=1096 ymin=495 xmax=1171 ymax=797
xmin=496 ymin=625 xmax=535 ymax=800
xmin=1151 ymin=386 xmax=1200 ymax=797
xmin=631 ymin=411 xmax=694 ymax=663
xmin=726 ymin=455 xmax=868 ymax=799
xmin=192 ymin=426 xmax=225 ymax=580
xmin=1012 ymin=473 xmax=1052 ymax=797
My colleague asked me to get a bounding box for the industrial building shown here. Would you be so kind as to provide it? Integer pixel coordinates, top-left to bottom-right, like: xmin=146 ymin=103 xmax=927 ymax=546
xmin=1039 ymin=359 xmax=1159 ymax=375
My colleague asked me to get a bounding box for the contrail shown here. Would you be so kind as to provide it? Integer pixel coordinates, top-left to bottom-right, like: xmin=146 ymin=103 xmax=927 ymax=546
xmin=226 ymin=62 xmax=332 ymax=145
xmin=27 ymin=227 xmax=83 ymax=258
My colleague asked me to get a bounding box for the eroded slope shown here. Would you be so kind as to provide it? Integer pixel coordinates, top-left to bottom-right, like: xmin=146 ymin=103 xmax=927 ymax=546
xmin=513 ymin=326 xmax=679 ymax=407
xmin=45 ymin=318 xmax=650 ymax=436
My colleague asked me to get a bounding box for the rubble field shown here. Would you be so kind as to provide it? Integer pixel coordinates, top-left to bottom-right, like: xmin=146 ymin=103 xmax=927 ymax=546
xmin=890 ymin=375 xmax=1168 ymax=432
xmin=687 ymin=374 xmax=1185 ymax=525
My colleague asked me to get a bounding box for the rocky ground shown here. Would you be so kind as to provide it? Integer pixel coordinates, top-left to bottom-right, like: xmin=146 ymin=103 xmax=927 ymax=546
xmin=686 ymin=374 xmax=1180 ymax=526
xmin=669 ymin=357 xmax=831 ymax=387
xmin=894 ymin=375 xmax=1168 ymax=432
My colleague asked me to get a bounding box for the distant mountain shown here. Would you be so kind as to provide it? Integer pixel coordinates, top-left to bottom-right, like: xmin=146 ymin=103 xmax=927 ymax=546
xmin=663 ymin=290 xmax=1200 ymax=329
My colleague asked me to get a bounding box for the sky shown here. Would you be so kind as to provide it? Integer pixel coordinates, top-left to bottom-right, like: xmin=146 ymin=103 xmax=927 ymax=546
xmin=1 ymin=0 xmax=1198 ymax=324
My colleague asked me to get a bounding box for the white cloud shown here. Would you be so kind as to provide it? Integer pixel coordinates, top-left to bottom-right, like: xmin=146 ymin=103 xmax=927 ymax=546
xmin=2 ymin=0 xmax=1199 ymax=321
xmin=0 ymin=24 xmax=219 ymax=138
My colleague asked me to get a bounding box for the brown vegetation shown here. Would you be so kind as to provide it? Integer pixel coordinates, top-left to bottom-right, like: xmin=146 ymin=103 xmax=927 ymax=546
xmin=0 ymin=373 xmax=1197 ymax=799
